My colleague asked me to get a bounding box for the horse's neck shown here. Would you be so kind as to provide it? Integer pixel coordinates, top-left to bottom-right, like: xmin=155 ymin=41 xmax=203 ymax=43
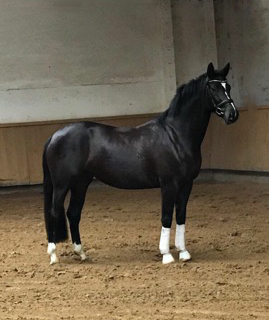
xmin=166 ymin=92 xmax=211 ymax=151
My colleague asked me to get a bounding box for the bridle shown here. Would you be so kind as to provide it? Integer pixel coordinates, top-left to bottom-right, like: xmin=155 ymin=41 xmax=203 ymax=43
xmin=207 ymin=79 xmax=234 ymax=116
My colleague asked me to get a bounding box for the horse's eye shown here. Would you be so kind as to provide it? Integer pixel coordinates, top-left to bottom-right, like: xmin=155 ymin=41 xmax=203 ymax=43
xmin=210 ymin=86 xmax=216 ymax=92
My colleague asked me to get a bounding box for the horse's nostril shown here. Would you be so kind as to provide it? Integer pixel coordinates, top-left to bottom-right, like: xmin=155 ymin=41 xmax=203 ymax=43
xmin=228 ymin=116 xmax=234 ymax=123
xmin=229 ymin=114 xmax=234 ymax=121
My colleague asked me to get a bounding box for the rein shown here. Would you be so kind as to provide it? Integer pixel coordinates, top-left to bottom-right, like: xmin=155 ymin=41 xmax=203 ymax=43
xmin=207 ymin=80 xmax=234 ymax=116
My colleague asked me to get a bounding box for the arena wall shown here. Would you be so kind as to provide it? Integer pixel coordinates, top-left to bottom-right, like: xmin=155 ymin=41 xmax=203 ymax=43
xmin=209 ymin=0 xmax=269 ymax=171
xmin=0 ymin=0 xmax=268 ymax=185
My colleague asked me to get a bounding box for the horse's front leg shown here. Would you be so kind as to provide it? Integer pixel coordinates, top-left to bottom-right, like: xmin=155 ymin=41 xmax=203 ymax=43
xmin=175 ymin=181 xmax=193 ymax=262
xmin=159 ymin=183 xmax=178 ymax=264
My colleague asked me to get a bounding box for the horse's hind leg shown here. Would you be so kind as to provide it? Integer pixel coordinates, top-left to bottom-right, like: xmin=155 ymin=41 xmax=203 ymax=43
xmin=48 ymin=186 xmax=69 ymax=265
xmin=67 ymin=175 xmax=92 ymax=261
xmin=175 ymin=181 xmax=193 ymax=262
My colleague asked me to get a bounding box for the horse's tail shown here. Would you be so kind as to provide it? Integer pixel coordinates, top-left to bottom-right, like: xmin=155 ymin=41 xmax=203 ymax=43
xmin=43 ymin=139 xmax=54 ymax=241
xmin=43 ymin=139 xmax=68 ymax=243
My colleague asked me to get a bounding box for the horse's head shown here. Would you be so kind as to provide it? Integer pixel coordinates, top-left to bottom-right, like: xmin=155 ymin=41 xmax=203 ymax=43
xmin=206 ymin=62 xmax=239 ymax=124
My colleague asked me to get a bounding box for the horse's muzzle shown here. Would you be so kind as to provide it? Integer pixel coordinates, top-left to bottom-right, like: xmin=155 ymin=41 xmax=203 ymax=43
xmin=223 ymin=102 xmax=239 ymax=125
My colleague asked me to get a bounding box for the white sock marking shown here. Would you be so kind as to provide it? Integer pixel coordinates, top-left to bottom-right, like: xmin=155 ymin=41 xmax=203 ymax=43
xmin=159 ymin=227 xmax=175 ymax=264
xmin=175 ymin=224 xmax=186 ymax=251
xmin=47 ymin=242 xmax=58 ymax=265
xmin=159 ymin=227 xmax=171 ymax=254
xmin=73 ymin=243 xmax=87 ymax=261
xmin=47 ymin=242 xmax=56 ymax=255
xmin=175 ymin=224 xmax=191 ymax=261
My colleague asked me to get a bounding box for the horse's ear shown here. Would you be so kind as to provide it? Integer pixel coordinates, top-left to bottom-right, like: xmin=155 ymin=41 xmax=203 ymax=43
xmin=220 ymin=63 xmax=230 ymax=77
xmin=207 ymin=62 xmax=215 ymax=79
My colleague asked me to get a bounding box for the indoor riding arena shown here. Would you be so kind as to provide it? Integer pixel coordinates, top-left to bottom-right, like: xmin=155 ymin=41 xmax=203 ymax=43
xmin=0 ymin=1 xmax=268 ymax=320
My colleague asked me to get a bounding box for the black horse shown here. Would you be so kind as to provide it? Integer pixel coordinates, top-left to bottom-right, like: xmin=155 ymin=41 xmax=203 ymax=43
xmin=43 ymin=63 xmax=238 ymax=265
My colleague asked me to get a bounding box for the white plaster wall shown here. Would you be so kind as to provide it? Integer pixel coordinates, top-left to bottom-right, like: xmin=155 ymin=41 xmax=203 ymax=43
xmin=214 ymin=0 xmax=269 ymax=107
xmin=0 ymin=0 xmax=176 ymax=123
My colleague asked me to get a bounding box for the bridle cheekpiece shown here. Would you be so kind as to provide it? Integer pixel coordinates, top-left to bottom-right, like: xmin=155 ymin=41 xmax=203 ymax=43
xmin=207 ymin=79 xmax=234 ymax=116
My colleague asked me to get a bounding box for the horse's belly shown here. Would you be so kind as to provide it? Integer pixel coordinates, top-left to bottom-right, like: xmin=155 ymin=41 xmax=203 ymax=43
xmin=98 ymin=176 xmax=158 ymax=189
xmin=90 ymin=160 xmax=159 ymax=190
xmin=95 ymin=174 xmax=159 ymax=189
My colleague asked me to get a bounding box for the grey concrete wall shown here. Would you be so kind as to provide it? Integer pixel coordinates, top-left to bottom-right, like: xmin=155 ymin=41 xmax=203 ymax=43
xmin=172 ymin=0 xmax=269 ymax=107
xmin=214 ymin=0 xmax=269 ymax=107
xmin=171 ymin=0 xmax=217 ymax=86
xmin=171 ymin=0 xmax=218 ymax=169
xmin=0 ymin=0 xmax=176 ymax=123
xmin=1 ymin=0 xmax=269 ymax=186
xmin=208 ymin=1 xmax=269 ymax=173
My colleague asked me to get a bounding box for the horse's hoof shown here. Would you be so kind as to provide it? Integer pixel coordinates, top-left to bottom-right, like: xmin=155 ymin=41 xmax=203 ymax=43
xmin=74 ymin=243 xmax=87 ymax=261
xmin=75 ymin=251 xmax=87 ymax=261
xmin=162 ymin=253 xmax=175 ymax=264
xmin=80 ymin=253 xmax=87 ymax=261
xmin=50 ymin=255 xmax=59 ymax=265
xmin=179 ymin=250 xmax=191 ymax=262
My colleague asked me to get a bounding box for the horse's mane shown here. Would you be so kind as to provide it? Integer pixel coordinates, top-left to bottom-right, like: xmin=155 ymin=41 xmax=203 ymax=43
xmin=158 ymin=73 xmax=207 ymax=123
